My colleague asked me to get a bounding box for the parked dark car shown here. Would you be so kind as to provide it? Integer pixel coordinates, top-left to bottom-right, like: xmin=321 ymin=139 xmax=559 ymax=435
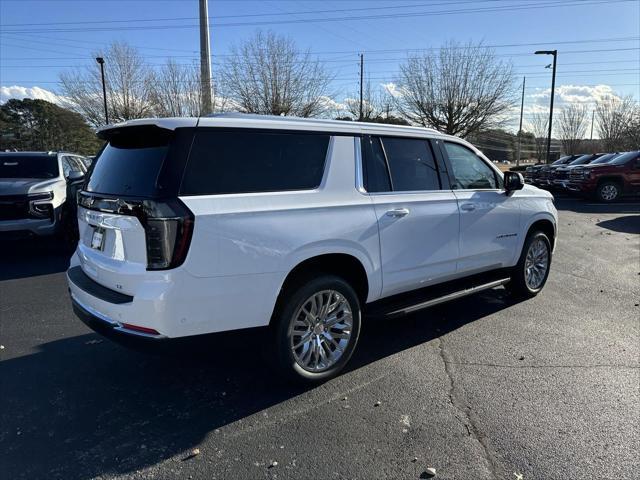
xmin=567 ymin=151 xmax=640 ymax=202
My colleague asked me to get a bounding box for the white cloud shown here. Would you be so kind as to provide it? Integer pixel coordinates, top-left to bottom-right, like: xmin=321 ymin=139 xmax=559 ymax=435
xmin=527 ymin=84 xmax=620 ymax=113
xmin=0 ymin=85 xmax=70 ymax=106
xmin=318 ymin=95 xmax=347 ymax=113
xmin=381 ymin=82 xmax=403 ymax=98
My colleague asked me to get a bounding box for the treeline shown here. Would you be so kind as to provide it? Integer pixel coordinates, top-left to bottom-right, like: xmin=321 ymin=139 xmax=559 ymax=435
xmin=0 ymin=98 xmax=102 ymax=155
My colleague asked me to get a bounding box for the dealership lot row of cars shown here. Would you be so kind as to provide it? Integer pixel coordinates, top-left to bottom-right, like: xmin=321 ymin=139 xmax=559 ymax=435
xmin=523 ymin=151 xmax=640 ymax=202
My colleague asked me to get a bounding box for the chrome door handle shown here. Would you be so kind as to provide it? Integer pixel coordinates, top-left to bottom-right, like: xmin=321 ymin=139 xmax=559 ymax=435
xmin=461 ymin=203 xmax=476 ymax=212
xmin=386 ymin=208 xmax=410 ymax=218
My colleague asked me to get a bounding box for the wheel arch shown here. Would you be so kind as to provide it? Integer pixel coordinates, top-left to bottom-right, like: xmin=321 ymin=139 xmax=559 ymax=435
xmin=527 ymin=218 xmax=556 ymax=247
xmin=596 ymin=175 xmax=624 ymax=187
xmin=516 ymin=213 xmax=557 ymax=260
xmin=270 ymin=252 xmax=373 ymax=326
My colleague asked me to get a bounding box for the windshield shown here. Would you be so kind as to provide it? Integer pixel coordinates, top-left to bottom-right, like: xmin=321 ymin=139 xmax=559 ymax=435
xmin=569 ymin=154 xmax=597 ymax=165
xmin=0 ymin=155 xmax=59 ymax=179
xmin=590 ymin=153 xmax=618 ymax=164
xmin=608 ymin=151 xmax=640 ymax=165
xmin=552 ymin=155 xmax=572 ymax=165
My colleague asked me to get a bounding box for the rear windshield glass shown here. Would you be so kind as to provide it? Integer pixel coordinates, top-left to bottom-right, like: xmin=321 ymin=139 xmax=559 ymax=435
xmin=0 ymin=155 xmax=59 ymax=179
xmin=86 ymin=129 xmax=170 ymax=197
xmin=608 ymin=151 xmax=639 ymax=165
xmin=181 ymin=130 xmax=329 ymax=195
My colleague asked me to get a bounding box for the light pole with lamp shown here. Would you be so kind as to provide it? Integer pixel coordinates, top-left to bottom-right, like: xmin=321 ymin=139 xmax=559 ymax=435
xmin=95 ymin=57 xmax=109 ymax=125
xmin=534 ymin=49 xmax=557 ymax=163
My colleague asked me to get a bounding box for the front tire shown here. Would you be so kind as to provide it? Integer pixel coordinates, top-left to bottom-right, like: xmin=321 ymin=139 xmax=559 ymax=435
xmin=273 ymin=275 xmax=361 ymax=383
xmin=507 ymin=231 xmax=552 ymax=299
xmin=596 ymin=181 xmax=621 ymax=203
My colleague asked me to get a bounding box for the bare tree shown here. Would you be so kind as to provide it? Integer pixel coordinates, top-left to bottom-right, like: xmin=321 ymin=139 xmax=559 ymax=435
xmin=394 ymin=41 xmax=515 ymax=137
xmin=220 ymin=31 xmax=332 ymax=117
xmin=596 ymin=95 xmax=638 ymax=151
xmin=60 ymin=42 xmax=156 ymax=127
xmin=557 ymin=104 xmax=588 ymax=155
xmin=528 ymin=111 xmax=549 ymax=162
xmin=343 ymin=80 xmax=385 ymax=121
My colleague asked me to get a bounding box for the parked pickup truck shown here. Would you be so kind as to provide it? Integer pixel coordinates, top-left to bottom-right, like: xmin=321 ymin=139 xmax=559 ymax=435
xmin=567 ymin=151 xmax=640 ymax=202
xmin=536 ymin=155 xmax=586 ymax=188
xmin=551 ymin=153 xmax=616 ymax=190
xmin=524 ymin=155 xmax=579 ymax=185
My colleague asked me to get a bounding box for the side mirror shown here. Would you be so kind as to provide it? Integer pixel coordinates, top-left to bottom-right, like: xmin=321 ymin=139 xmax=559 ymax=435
xmin=67 ymin=170 xmax=84 ymax=181
xmin=504 ymin=171 xmax=524 ymax=192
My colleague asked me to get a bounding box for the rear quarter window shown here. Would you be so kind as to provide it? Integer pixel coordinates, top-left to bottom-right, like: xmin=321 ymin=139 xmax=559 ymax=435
xmin=86 ymin=127 xmax=171 ymax=197
xmin=180 ymin=130 xmax=330 ymax=195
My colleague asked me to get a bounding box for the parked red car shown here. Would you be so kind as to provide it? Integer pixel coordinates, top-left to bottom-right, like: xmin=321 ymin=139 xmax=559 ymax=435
xmin=567 ymin=151 xmax=640 ymax=202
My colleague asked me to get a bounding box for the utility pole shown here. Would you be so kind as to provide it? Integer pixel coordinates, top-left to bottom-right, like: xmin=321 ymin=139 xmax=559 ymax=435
xmin=359 ymin=53 xmax=364 ymax=121
xmin=95 ymin=57 xmax=109 ymax=125
xmin=199 ymin=0 xmax=213 ymax=114
xmin=590 ymin=109 xmax=595 ymax=140
xmin=516 ymin=76 xmax=526 ymax=167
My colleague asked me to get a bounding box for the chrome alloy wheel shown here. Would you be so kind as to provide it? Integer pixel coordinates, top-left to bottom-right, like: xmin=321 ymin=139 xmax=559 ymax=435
xmin=600 ymin=184 xmax=618 ymax=201
xmin=289 ymin=290 xmax=353 ymax=372
xmin=524 ymin=238 xmax=549 ymax=290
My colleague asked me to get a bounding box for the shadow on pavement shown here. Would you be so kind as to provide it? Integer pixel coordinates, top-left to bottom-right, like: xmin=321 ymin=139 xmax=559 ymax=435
xmin=0 ymin=237 xmax=73 ymax=281
xmin=553 ymin=195 xmax=640 ymax=215
xmin=0 ymin=287 xmax=519 ymax=479
xmin=596 ymin=215 xmax=640 ymax=235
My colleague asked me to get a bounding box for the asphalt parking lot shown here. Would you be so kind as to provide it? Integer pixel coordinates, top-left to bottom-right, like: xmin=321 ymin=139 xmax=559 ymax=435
xmin=1 ymin=197 xmax=638 ymax=480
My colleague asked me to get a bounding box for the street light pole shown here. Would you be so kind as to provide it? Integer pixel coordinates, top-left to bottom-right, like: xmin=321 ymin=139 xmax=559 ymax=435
xmin=516 ymin=76 xmax=525 ymax=167
xmin=95 ymin=57 xmax=109 ymax=125
xmin=535 ymin=50 xmax=557 ymax=163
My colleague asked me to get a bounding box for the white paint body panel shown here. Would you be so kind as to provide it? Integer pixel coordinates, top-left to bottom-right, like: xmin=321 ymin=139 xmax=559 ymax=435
xmin=72 ymin=115 xmax=557 ymax=338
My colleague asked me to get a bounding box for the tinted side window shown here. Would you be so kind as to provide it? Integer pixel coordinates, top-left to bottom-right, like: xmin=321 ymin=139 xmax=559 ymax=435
xmin=181 ymin=130 xmax=329 ymax=195
xmin=381 ymin=137 xmax=440 ymax=191
xmin=362 ymin=136 xmax=391 ymax=192
xmin=444 ymin=142 xmax=498 ymax=190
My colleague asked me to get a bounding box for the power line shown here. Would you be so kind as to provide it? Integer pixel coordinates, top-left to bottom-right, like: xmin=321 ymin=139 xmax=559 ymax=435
xmin=0 ymin=0 xmax=513 ymax=27
xmin=0 ymin=0 xmax=633 ymax=33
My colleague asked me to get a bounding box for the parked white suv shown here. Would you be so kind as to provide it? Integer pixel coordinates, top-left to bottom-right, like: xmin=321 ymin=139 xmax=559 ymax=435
xmin=67 ymin=114 xmax=557 ymax=382
xmin=1 ymin=151 xmax=86 ymax=239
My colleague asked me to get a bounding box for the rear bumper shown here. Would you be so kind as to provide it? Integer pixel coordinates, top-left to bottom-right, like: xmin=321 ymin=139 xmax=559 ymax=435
xmin=66 ymin=253 xmax=284 ymax=338
xmin=70 ymin=294 xmax=168 ymax=347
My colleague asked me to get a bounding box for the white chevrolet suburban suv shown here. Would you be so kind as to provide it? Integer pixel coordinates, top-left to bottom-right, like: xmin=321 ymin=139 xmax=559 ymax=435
xmin=67 ymin=114 xmax=557 ymax=382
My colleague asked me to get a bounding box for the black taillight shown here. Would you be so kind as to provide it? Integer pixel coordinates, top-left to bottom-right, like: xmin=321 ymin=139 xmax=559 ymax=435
xmin=142 ymin=199 xmax=194 ymax=270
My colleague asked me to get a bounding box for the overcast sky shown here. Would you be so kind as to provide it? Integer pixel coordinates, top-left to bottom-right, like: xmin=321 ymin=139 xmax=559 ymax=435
xmin=1 ymin=0 xmax=638 ymax=130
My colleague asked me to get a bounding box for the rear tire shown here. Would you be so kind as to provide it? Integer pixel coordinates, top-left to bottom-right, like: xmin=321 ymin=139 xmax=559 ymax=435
xmin=272 ymin=274 xmax=361 ymax=384
xmin=596 ymin=181 xmax=621 ymax=203
xmin=507 ymin=231 xmax=552 ymax=299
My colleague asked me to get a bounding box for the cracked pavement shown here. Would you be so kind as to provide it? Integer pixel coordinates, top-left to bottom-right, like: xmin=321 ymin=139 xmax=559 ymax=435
xmin=1 ymin=197 xmax=638 ymax=479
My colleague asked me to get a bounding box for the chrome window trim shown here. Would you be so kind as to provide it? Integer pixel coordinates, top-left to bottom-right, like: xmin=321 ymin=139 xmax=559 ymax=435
xmin=354 ymin=136 xmax=367 ymax=194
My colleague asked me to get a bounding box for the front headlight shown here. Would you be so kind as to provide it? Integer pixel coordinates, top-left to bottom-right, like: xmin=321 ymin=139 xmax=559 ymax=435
xmin=28 ymin=191 xmax=54 ymax=219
